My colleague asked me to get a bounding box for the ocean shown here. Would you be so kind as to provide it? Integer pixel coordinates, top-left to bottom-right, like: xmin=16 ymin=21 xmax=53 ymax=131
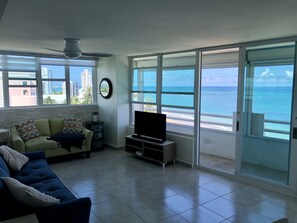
xmin=142 ymin=86 xmax=293 ymax=122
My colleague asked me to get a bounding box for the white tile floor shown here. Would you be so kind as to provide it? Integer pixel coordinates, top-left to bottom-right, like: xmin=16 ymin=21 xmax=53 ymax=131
xmin=49 ymin=148 xmax=297 ymax=223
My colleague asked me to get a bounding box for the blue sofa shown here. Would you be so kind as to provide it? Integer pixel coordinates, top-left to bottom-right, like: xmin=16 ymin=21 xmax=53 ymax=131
xmin=0 ymin=151 xmax=91 ymax=223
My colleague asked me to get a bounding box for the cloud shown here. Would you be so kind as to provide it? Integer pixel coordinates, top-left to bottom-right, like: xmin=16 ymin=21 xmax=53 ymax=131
xmin=285 ymin=70 xmax=293 ymax=78
xmin=261 ymin=68 xmax=274 ymax=78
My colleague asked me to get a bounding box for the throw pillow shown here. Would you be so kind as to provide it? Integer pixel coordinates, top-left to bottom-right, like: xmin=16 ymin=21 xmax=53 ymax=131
xmin=1 ymin=177 xmax=60 ymax=208
xmin=62 ymin=118 xmax=82 ymax=134
xmin=15 ymin=119 xmax=40 ymax=142
xmin=0 ymin=145 xmax=29 ymax=172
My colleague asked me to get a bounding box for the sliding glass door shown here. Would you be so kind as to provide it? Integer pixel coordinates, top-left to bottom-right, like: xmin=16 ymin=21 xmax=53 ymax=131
xmin=239 ymin=43 xmax=295 ymax=185
xmin=199 ymin=48 xmax=239 ymax=174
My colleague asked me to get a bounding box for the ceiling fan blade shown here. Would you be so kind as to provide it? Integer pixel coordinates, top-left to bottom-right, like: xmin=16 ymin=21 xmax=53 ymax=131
xmin=81 ymin=52 xmax=113 ymax=57
xmin=45 ymin=48 xmax=64 ymax=53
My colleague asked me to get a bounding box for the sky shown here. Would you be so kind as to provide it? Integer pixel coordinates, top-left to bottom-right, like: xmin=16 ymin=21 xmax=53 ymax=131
xmin=135 ymin=65 xmax=294 ymax=88
xmin=42 ymin=65 xmax=92 ymax=86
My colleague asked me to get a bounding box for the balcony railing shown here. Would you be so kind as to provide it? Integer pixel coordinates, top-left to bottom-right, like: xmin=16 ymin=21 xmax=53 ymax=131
xmin=164 ymin=109 xmax=290 ymax=140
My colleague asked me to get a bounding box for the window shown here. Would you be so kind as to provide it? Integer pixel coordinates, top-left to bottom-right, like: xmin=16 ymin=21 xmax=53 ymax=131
xmin=162 ymin=68 xmax=195 ymax=127
xmin=244 ymin=44 xmax=295 ymax=140
xmin=0 ymin=72 xmax=3 ymax=107
xmin=162 ymin=52 xmax=196 ymax=131
xmin=200 ymin=49 xmax=239 ymax=132
xmin=41 ymin=65 xmax=66 ymax=105
xmin=130 ymin=52 xmax=196 ymax=133
xmin=8 ymin=71 xmax=37 ymax=107
xmin=252 ymin=65 xmax=293 ymax=139
xmin=70 ymin=67 xmax=93 ymax=104
xmin=0 ymin=54 xmax=97 ymax=108
xmin=131 ymin=56 xmax=158 ymax=122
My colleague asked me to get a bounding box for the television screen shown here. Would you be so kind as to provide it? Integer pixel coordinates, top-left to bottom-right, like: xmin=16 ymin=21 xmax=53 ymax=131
xmin=134 ymin=111 xmax=166 ymax=142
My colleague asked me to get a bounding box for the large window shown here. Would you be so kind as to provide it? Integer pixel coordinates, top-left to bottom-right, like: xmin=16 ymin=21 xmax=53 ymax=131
xmin=131 ymin=56 xmax=158 ymax=122
xmin=130 ymin=52 xmax=196 ymax=133
xmin=0 ymin=54 xmax=96 ymax=107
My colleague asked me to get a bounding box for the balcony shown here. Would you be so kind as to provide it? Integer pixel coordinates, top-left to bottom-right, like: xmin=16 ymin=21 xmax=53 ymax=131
xmin=166 ymin=111 xmax=290 ymax=184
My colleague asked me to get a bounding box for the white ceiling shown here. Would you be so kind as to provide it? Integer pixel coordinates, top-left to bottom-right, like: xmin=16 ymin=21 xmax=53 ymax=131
xmin=0 ymin=0 xmax=297 ymax=57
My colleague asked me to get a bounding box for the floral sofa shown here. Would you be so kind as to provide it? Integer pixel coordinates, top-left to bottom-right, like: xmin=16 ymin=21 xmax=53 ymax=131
xmin=10 ymin=118 xmax=93 ymax=158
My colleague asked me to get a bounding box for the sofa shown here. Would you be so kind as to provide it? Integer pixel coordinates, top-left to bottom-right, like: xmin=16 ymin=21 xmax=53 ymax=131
xmin=0 ymin=150 xmax=91 ymax=223
xmin=10 ymin=118 xmax=93 ymax=158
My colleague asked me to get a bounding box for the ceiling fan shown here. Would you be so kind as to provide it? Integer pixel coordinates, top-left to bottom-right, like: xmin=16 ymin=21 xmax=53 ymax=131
xmin=46 ymin=38 xmax=112 ymax=59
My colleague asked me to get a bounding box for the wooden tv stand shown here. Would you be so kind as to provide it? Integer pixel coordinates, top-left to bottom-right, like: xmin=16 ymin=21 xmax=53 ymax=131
xmin=125 ymin=135 xmax=176 ymax=168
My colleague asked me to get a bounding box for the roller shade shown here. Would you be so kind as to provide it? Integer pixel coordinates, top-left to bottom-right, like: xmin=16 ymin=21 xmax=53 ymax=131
xmin=0 ymin=55 xmax=37 ymax=71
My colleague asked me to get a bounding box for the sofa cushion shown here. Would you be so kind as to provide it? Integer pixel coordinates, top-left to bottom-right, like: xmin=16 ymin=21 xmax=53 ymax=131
xmin=0 ymin=156 xmax=10 ymax=176
xmin=35 ymin=119 xmax=51 ymax=136
xmin=0 ymin=166 xmax=9 ymax=195
xmin=25 ymin=136 xmax=57 ymax=152
xmin=0 ymin=145 xmax=29 ymax=172
xmin=14 ymin=159 xmax=57 ymax=185
xmin=15 ymin=119 xmax=40 ymax=142
xmin=0 ymin=156 xmax=10 ymax=196
xmin=1 ymin=177 xmax=60 ymax=208
xmin=30 ymin=178 xmax=76 ymax=203
xmin=49 ymin=118 xmax=64 ymax=136
xmin=63 ymin=118 xmax=82 ymax=134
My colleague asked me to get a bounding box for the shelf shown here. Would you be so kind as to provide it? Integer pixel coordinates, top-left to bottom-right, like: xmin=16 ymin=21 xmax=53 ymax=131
xmin=125 ymin=135 xmax=176 ymax=168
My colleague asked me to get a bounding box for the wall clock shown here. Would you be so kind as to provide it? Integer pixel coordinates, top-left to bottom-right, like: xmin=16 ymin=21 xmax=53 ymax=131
xmin=99 ymin=78 xmax=112 ymax=99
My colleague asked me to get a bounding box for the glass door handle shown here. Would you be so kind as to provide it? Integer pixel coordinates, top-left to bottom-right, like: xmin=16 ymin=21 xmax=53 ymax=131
xmin=293 ymin=127 xmax=297 ymax=139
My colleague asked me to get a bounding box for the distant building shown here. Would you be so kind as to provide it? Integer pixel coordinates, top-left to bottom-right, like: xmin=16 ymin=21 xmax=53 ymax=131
xmin=41 ymin=67 xmax=53 ymax=94
xmin=69 ymin=81 xmax=79 ymax=97
xmin=80 ymin=69 xmax=92 ymax=93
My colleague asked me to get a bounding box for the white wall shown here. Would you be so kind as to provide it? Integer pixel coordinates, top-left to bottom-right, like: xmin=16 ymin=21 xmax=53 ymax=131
xmin=97 ymin=56 xmax=129 ymax=148
xmin=200 ymin=129 xmax=236 ymax=159
xmin=241 ymin=136 xmax=289 ymax=171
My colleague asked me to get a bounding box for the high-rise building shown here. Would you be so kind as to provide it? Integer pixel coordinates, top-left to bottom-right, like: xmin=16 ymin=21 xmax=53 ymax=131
xmin=69 ymin=81 xmax=79 ymax=97
xmin=80 ymin=69 xmax=92 ymax=93
xmin=41 ymin=67 xmax=53 ymax=94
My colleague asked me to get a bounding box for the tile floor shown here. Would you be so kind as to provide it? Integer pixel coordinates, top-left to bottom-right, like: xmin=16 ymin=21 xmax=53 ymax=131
xmin=200 ymin=153 xmax=288 ymax=185
xmin=49 ymin=148 xmax=297 ymax=223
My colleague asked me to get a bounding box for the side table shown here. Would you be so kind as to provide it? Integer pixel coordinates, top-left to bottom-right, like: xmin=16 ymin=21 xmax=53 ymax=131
xmin=85 ymin=121 xmax=104 ymax=151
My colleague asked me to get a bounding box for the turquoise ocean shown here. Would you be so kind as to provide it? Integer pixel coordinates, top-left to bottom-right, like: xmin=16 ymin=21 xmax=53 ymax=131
xmin=145 ymin=86 xmax=293 ymax=122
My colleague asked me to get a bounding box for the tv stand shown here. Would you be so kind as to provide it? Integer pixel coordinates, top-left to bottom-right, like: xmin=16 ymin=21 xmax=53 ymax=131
xmin=131 ymin=134 xmax=164 ymax=144
xmin=125 ymin=135 xmax=176 ymax=168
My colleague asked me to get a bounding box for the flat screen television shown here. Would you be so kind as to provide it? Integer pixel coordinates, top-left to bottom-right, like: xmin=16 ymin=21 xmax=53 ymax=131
xmin=134 ymin=111 xmax=166 ymax=143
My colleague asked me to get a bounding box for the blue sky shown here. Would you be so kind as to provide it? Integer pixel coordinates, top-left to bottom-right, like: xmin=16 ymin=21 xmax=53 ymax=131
xmin=42 ymin=65 xmax=92 ymax=84
xmin=254 ymin=65 xmax=294 ymax=87
xmin=136 ymin=65 xmax=294 ymax=88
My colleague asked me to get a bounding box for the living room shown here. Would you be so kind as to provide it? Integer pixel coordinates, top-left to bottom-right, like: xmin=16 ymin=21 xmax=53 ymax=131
xmin=0 ymin=0 xmax=297 ymax=222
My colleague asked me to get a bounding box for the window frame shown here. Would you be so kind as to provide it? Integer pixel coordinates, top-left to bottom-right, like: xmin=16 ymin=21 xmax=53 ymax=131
xmin=129 ymin=53 xmax=197 ymax=135
xmin=0 ymin=54 xmax=97 ymax=108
